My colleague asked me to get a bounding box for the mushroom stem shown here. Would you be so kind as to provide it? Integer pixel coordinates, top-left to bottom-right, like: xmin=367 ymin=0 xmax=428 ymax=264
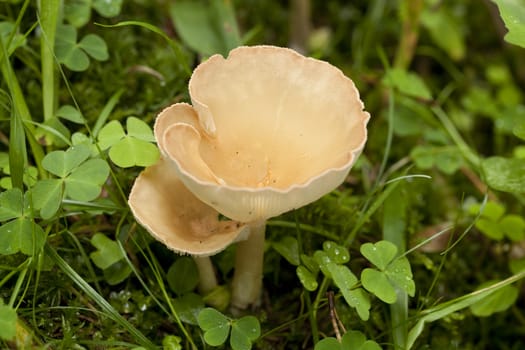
xmin=193 ymin=256 xmax=218 ymax=294
xmin=231 ymin=221 xmax=266 ymax=309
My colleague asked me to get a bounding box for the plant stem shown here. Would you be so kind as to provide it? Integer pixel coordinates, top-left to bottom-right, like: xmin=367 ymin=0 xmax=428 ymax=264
xmin=231 ymin=221 xmax=266 ymax=309
xmin=289 ymin=0 xmax=311 ymax=53
xmin=38 ymin=0 xmax=60 ymax=122
xmin=193 ymin=256 xmax=218 ymax=294
xmin=394 ymin=0 xmax=423 ymax=69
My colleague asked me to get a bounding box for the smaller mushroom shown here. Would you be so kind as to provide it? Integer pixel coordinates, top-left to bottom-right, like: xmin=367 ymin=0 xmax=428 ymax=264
xmin=128 ymin=158 xmax=250 ymax=294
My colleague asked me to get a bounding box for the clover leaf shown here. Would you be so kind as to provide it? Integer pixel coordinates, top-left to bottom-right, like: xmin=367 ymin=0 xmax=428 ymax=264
xmin=55 ymin=24 xmax=108 ymax=71
xmin=0 ymin=188 xmax=46 ymax=256
xmin=360 ymin=241 xmax=415 ymax=304
xmin=65 ymin=0 xmax=123 ymax=27
xmin=32 ymin=145 xmax=109 ymax=219
xmin=230 ymin=316 xmax=261 ymax=350
xmin=198 ymin=308 xmax=260 ymax=350
xmin=98 ymin=117 xmax=160 ymax=168
xmin=315 ymin=330 xmax=382 ymax=350
xmin=198 ymin=308 xmax=230 ymax=346
xmin=468 ymin=201 xmax=525 ymax=241
xmin=311 ymin=244 xmax=370 ymax=320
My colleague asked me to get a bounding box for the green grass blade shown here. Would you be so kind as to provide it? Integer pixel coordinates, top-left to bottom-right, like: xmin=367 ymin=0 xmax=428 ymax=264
xmin=407 ymin=268 xmax=525 ymax=349
xmin=38 ymin=0 xmax=60 ymax=122
xmin=383 ymin=184 xmax=408 ymax=349
xmin=44 ymin=243 xmax=157 ymax=349
xmin=8 ymin=92 xmax=26 ymax=189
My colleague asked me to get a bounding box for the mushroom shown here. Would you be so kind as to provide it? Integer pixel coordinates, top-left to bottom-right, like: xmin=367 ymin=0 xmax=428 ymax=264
xmin=128 ymin=45 xmax=369 ymax=309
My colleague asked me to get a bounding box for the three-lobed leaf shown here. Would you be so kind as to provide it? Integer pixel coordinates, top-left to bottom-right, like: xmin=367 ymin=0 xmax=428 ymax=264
xmin=98 ymin=117 xmax=159 ymax=167
xmin=361 ymin=241 xmax=415 ymax=303
xmin=55 ymin=24 xmax=108 ymax=71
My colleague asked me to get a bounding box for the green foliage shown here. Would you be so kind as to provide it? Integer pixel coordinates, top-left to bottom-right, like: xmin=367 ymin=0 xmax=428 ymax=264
xmin=0 ymin=21 xmax=26 ymax=54
xmin=469 ymin=281 xmax=518 ymax=317
xmin=468 ymin=201 xmax=525 ymax=241
xmin=491 ymin=0 xmax=525 ymax=48
xmin=481 ymin=157 xmax=525 ymax=193
xmin=420 ymin=5 xmax=465 ymax=60
xmin=315 ymin=330 xmax=382 ymax=350
xmin=411 ymin=145 xmax=463 ymax=174
xmin=65 ymin=0 xmax=123 ymax=27
xmin=90 ymin=233 xmax=131 ymax=285
xmin=98 ymin=117 xmax=160 ymax=168
xmin=272 ymin=236 xmax=300 ymax=265
xmin=55 ymin=24 xmax=109 ymax=71
xmin=360 ymin=241 xmax=415 ymax=304
xmin=32 ymin=144 xmax=110 ymax=219
xmin=173 ymin=293 xmax=204 ymax=325
xmin=293 ymin=241 xmax=371 ymax=320
xmin=167 ymin=257 xmax=200 ymax=295
xmin=198 ymin=308 xmax=260 ymax=350
xmin=56 ymin=105 xmax=85 ymax=124
xmin=383 ymin=68 xmax=432 ymax=100
xmin=0 ymin=188 xmax=45 ymax=255
xmin=170 ymin=0 xmax=241 ymax=56
xmin=0 ymin=303 xmax=17 ymax=341
xmin=162 ymin=335 xmax=182 ymax=350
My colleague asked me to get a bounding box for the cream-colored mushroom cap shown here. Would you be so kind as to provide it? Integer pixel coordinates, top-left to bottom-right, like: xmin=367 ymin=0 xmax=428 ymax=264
xmin=128 ymin=158 xmax=249 ymax=256
xmin=158 ymin=45 xmax=369 ymax=223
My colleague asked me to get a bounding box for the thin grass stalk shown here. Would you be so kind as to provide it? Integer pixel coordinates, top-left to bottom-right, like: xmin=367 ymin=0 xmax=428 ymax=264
xmin=38 ymin=0 xmax=60 ymax=122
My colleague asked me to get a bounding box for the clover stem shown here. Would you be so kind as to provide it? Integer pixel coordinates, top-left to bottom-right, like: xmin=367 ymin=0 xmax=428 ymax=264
xmin=193 ymin=256 xmax=218 ymax=294
xmin=231 ymin=221 xmax=266 ymax=309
